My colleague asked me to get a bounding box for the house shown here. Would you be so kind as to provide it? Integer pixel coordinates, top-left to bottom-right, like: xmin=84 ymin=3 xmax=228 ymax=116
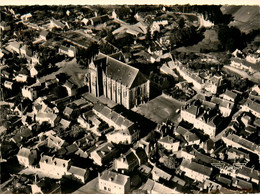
xmin=114 ymin=149 xmax=139 ymax=173
xmin=77 ymin=115 xmax=92 ymax=129
xmin=63 ymin=106 xmax=74 ymax=118
xmin=59 ymin=118 xmax=71 ymax=129
xmin=114 ymin=148 xmax=147 ymax=173
xmin=21 ymin=13 xmax=32 ymax=21
xmin=176 ymin=146 xmax=195 ymax=161
xmin=15 ymin=74 xmax=28 ymax=82
xmin=22 ymin=86 xmax=37 ymax=101
xmin=20 ymin=45 xmax=32 ymax=57
xmin=30 ymin=177 xmax=61 ymax=194
xmin=98 ymin=170 xmax=130 ymax=193
xmin=241 ymin=99 xmax=260 ymax=118
xmin=39 ymin=155 xmax=71 ymax=178
xmin=50 ymin=18 xmax=65 ymax=29
xmin=88 ymin=15 xmax=110 ymax=26
xmin=141 ymin=179 xmax=176 ymax=193
xmin=81 ymin=18 xmax=89 ymax=25
xmin=158 ymin=135 xmax=180 ymax=152
xmin=90 ymin=142 xmax=118 ymax=166
xmin=59 ymin=45 xmax=77 ymax=58
xmin=222 ymin=133 xmax=260 ymax=157
xmin=203 ymin=179 xmax=222 ymax=192
xmin=88 ymin=52 xmax=150 ymax=109
xmin=241 ymin=115 xmax=252 ymax=127
xmin=174 ymin=126 xmax=200 ymax=145
xmin=68 ymin=166 xmax=89 ymax=184
xmin=180 ymin=104 xmax=220 ymax=137
xmin=226 ymin=148 xmax=250 ymax=163
xmin=0 ymin=21 xmax=11 ymax=31
xmin=3 ymin=81 xmax=13 ymax=90
xmin=93 ymin=103 xmax=139 ymax=144
xmin=204 ymin=75 xmax=223 ymax=94
xmin=8 ymin=41 xmax=21 ymax=54
xmin=236 ymin=166 xmax=260 ymax=185
xmin=216 ymin=174 xmax=232 ymax=187
xmin=179 ymin=159 xmax=213 ymax=182
xmin=220 ymin=90 xmax=237 ymax=102
xmin=63 ymin=79 xmax=77 ymax=96
xmin=138 ymin=165 xmax=152 ymax=177
xmin=93 ymin=104 xmax=134 ymax=130
xmin=175 ymin=64 xmax=204 ymax=90
xmin=39 ymin=30 xmax=49 ymax=41
xmin=232 ymin=177 xmax=253 ymax=191
xmin=151 ymin=166 xmax=172 ymax=182
xmin=106 ymin=128 xmax=139 ymax=145
xmin=17 ymin=147 xmax=37 ymax=167
xmin=47 ymin=134 xmax=65 ymax=150
xmin=11 ymin=128 xmax=33 ymax=145
xmin=211 ymin=97 xmax=234 ymax=117
xmin=35 ymin=112 xmax=58 ymax=127
xmin=246 ymin=53 xmax=260 ymax=64
xmin=230 ymin=57 xmax=257 ymax=74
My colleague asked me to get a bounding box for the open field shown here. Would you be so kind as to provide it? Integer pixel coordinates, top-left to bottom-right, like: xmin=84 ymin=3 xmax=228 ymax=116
xmin=133 ymin=95 xmax=184 ymax=124
xmin=221 ymin=5 xmax=260 ymax=33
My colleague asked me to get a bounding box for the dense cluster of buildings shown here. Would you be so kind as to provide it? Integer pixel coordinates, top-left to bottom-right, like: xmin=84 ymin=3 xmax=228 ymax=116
xmin=0 ymin=5 xmax=260 ymax=194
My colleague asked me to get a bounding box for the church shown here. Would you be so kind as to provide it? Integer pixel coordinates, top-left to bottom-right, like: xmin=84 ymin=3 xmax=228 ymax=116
xmin=86 ymin=52 xmax=150 ymax=109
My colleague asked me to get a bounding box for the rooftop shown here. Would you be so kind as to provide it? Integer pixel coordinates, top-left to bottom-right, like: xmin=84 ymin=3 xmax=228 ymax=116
xmin=95 ymin=52 xmax=147 ymax=88
xmin=99 ymin=170 xmax=129 ymax=186
xmin=180 ymin=159 xmax=212 ymax=177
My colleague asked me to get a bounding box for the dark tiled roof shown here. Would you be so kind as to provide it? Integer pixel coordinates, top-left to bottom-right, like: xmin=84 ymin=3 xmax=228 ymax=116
xmin=181 ymin=160 xmax=212 ymax=177
xmin=95 ymin=53 xmax=147 ymax=88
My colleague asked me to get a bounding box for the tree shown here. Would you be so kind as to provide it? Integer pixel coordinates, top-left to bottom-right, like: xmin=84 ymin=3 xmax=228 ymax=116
xmin=161 ymin=156 xmax=176 ymax=169
xmin=52 ymin=86 xmax=68 ymax=98
xmin=178 ymin=18 xmax=185 ymax=28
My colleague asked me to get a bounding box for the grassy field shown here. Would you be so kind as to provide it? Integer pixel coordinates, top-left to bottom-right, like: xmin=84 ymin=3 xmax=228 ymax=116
xmin=221 ymin=5 xmax=260 ymax=34
xmin=133 ymin=95 xmax=184 ymax=124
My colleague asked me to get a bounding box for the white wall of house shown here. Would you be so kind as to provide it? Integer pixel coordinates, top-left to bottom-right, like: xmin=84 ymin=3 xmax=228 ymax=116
xmin=22 ymin=86 xmax=37 ymax=101
xmin=180 ymin=165 xmax=209 ymax=182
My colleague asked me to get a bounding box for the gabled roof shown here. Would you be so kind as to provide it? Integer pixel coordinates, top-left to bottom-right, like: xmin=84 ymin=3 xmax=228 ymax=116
xmin=17 ymin=147 xmax=31 ymax=158
xmin=99 ymin=170 xmax=129 ymax=186
xmin=119 ymin=149 xmax=138 ymax=165
xmin=223 ymin=90 xmax=237 ymax=100
xmin=180 ymin=159 xmax=212 ymax=177
xmin=224 ymin=133 xmax=258 ymax=151
xmin=93 ymin=103 xmax=134 ymax=129
xmin=51 ymin=18 xmax=65 ymax=28
xmin=63 ymin=106 xmax=73 ymax=115
xmin=236 ymin=166 xmax=259 ymax=181
xmin=135 ymin=148 xmax=147 ymax=164
xmin=152 ymin=166 xmax=172 ymax=181
xmin=141 ymin=179 xmax=175 ymax=193
xmin=40 ymin=30 xmax=49 ymax=37
xmin=93 ymin=142 xmax=115 ymax=158
xmin=158 ymin=135 xmax=176 ymax=144
xmin=95 ymin=52 xmax=147 ymax=88
xmin=68 ymin=166 xmax=87 ymax=177
xmin=9 ymin=41 xmax=20 ymax=50
xmin=60 ymin=45 xmax=69 ymax=52
xmin=59 ymin=119 xmax=71 ymax=129
xmin=184 ymin=105 xmax=197 ymax=116
xmin=66 ymin=144 xmax=78 ymax=155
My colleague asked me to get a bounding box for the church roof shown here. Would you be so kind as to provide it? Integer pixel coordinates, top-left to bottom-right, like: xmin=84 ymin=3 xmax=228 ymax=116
xmin=95 ymin=53 xmax=147 ymax=88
